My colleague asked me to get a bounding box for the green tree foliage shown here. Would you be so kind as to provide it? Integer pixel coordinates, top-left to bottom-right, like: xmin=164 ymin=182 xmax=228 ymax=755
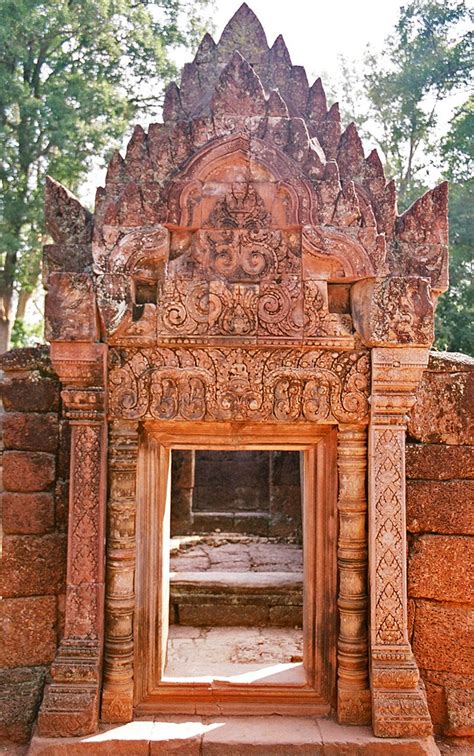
xmin=0 ymin=0 xmax=213 ymax=351
xmin=334 ymin=0 xmax=473 ymax=353
xmin=436 ymin=97 xmax=473 ymax=353
xmin=364 ymin=0 xmax=472 ymax=207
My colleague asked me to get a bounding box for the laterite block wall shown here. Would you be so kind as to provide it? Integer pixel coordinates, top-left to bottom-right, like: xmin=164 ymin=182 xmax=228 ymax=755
xmin=407 ymin=352 xmax=474 ymax=738
xmin=0 ymin=347 xmax=69 ymax=742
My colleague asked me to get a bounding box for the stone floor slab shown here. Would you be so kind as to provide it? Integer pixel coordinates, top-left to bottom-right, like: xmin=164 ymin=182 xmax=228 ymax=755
xmin=201 ymin=715 xmax=324 ymax=754
xmin=164 ymin=625 xmax=303 ymax=678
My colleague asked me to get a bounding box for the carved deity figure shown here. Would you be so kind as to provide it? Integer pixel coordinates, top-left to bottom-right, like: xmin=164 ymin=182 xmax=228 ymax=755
xmin=208 ymin=175 xmax=271 ymax=230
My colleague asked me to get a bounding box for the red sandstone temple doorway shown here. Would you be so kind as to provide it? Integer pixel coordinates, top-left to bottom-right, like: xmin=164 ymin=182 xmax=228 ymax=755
xmin=36 ymin=3 xmax=447 ymax=741
xmin=134 ymin=422 xmax=337 ymax=715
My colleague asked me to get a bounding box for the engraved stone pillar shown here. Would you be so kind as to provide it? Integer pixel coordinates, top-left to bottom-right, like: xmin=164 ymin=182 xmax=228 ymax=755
xmin=101 ymin=420 xmax=139 ymax=722
xmin=369 ymin=347 xmax=432 ymax=737
xmin=336 ymin=425 xmax=371 ymax=725
xmin=37 ymin=343 xmax=107 ymax=737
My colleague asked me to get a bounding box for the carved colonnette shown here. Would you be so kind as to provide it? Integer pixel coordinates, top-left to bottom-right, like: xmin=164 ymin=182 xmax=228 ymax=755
xmin=37 ymin=343 xmax=107 ymax=737
xmin=101 ymin=420 xmax=139 ymax=722
xmin=336 ymin=425 xmax=371 ymax=725
xmin=369 ymin=348 xmax=433 ymax=737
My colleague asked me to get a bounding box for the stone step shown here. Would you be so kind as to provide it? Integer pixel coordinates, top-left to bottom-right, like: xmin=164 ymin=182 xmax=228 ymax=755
xmin=29 ymin=716 xmax=440 ymax=754
xmin=170 ymin=571 xmax=303 ymax=590
xmin=169 ymin=571 xmax=303 ymax=627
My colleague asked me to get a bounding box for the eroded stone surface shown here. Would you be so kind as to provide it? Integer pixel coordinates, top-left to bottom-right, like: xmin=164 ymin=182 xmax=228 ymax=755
xmin=413 ymin=602 xmax=474 ymax=674
xmin=0 ymin=535 xmax=66 ymax=597
xmin=3 ymin=413 xmax=58 ymax=454
xmin=0 ymin=598 xmax=57 ymax=668
xmin=406 ymin=444 xmax=474 ymax=480
xmin=407 ymin=480 xmax=474 ymax=535
xmin=408 ymin=353 xmax=474 ymax=445
xmin=408 ymin=536 xmax=473 ymax=602
xmin=170 ymin=535 xmax=303 ymax=573
xmin=0 ymin=667 xmax=47 ymax=743
xmin=1 ymin=378 xmax=59 ymax=414
xmin=1 ymin=492 xmax=55 ymax=535
xmin=165 ymin=626 xmax=304 ymax=678
xmin=2 ymin=451 xmax=55 ymax=493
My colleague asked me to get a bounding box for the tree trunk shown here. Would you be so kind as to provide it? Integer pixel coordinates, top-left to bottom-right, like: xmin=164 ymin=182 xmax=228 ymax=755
xmin=15 ymin=287 xmax=32 ymax=322
xmin=0 ymin=286 xmax=13 ymax=353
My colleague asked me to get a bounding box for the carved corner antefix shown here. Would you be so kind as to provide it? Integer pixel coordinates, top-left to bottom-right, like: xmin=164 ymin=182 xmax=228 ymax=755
xmin=369 ymin=347 xmax=433 ymax=737
xmin=37 ymin=342 xmax=107 ymax=737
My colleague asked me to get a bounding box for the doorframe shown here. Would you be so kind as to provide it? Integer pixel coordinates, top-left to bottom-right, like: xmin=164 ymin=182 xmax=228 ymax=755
xmin=134 ymin=420 xmax=337 ymax=716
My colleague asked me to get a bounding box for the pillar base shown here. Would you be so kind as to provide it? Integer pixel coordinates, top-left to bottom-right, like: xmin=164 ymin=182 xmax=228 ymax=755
xmin=101 ymin=683 xmax=134 ymax=723
xmin=372 ymin=684 xmax=433 ymax=738
xmin=37 ymin=640 xmax=102 ymax=737
xmin=37 ymin=682 xmax=99 ymax=738
xmin=337 ymin=687 xmax=372 ymax=726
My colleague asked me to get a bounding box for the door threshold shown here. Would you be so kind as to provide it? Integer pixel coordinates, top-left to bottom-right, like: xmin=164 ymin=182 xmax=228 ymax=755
xmin=29 ymin=715 xmax=440 ymax=754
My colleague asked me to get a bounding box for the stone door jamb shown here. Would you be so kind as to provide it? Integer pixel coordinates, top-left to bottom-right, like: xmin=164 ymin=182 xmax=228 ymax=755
xmin=130 ymin=421 xmax=338 ymax=716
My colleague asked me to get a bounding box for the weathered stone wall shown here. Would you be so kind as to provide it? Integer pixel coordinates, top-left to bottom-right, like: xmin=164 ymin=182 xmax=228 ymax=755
xmin=0 ymin=347 xmax=69 ymax=743
xmin=189 ymin=450 xmax=302 ymax=538
xmin=407 ymin=351 xmax=474 ymax=738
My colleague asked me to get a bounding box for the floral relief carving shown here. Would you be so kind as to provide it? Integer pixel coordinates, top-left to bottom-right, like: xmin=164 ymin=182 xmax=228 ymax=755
xmin=373 ymin=690 xmax=434 ymax=723
xmin=209 ymin=281 xmax=259 ymax=336
xmin=154 ymin=275 xmax=353 ymax=346
xmin=257 ymin=277 xmax=303 ymax=338
xmin=373 ymin=428 xmax=405 ymax=646
xmin=40 ymin=2 xmax=447 ymax=739
xmin=70 ymin=424 xmax=102 ymax=592
xmin=108 ymin=347 xmax=370 ymax=424
xmin=158 ymin=278 xmax=209 ymax=337
xmin=65 ymin=585 xmax=99 ymax=640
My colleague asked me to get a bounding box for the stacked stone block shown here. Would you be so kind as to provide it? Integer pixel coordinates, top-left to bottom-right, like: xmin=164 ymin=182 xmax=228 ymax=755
xmin=407 ymin=352 xmax=474 ymax=738
xmin=0 ymin=346 xmax=68 ymax=743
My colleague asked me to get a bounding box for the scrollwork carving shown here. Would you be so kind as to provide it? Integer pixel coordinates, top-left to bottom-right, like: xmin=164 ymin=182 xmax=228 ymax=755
xmin=108 ymin=347 xmax=370 ymax=424
xmin=192 ymin=229 xmax=301 ymax=280
xmin=304 ymin=281 xmax=353 ymax=340
xmin=158 ymin=279 xmax=209 ymax=337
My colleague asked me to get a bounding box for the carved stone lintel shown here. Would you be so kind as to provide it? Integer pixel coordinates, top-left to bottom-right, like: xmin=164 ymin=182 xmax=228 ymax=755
xmin=369 ymin=347 xmax=433 ymax=737
xmin=37 ymin=344 xmax=107 ymax=738
xmin=336 ymin=425 xmax=371 ymax=725
xmin=108 ymin=347 xmax=370 ymax=425
xmin=101 ymin=420 xmax=139 ymax=723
